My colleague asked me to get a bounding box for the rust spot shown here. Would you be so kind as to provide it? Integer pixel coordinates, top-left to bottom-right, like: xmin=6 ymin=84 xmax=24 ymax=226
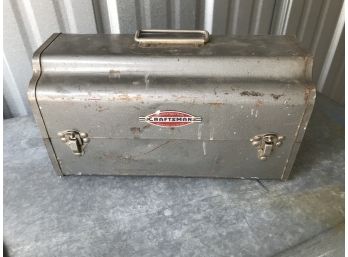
xmin=224 ymin=92 xmax=229 ymax=95
xmin=118 ymin=95 xmax=131 ymax=101
xmin=117 ymin=94 xmax=143 ymax=102
xmin=254 ymin=100 xmax=263 ymax=107
xmin=209 ymin=102 xmax=223 ymax=106
xmin=240 ymin=91 xmax=264 ymax=97
xmin=304 ymin=86 xmax=312 ymax=103
xmin=130 ymin=124 xmax=151 ymax=137
xmin=142 ymin=124 xmax=151 ymax=130
xmin=303 ymin=56 xmax=312 ymax=79
xmin=96 ymin=105 xmax=109 ymax=112
xmin=109 ymin=70 xmax=121 ymax=79
xmin=88 ymin=96 xmax=101 ymax=101
xmin=270 ymin=93 xmax=284 ymax=100
xmin=130 ymin=127 xmax=141 ymax=134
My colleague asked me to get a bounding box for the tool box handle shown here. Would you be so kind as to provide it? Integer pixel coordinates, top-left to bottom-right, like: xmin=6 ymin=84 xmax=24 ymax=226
xmin=134 ymin=29 xmax=210 ymax=45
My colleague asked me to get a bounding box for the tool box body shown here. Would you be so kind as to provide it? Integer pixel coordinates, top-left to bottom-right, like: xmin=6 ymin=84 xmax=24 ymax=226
xmin=28 ymin=32 xmax=315 ymax=179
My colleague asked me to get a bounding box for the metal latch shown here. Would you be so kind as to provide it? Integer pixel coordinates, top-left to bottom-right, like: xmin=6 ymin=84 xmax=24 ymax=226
xmin=250 ymin=133 xmax=285 ymax=160
xmin=57 ymin=130 xmax=89 ymax=156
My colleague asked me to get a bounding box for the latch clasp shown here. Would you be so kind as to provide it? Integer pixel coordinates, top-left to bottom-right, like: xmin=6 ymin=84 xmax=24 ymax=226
xmin=250 ymin=133 xmax=285 ymax=160
xmin=57 ymin=130 xmax=89 ymax=156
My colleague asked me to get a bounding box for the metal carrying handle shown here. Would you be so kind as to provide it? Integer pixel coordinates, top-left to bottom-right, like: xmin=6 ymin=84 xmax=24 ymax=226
xmin=134 ymin=29 xmax=210 ymax=45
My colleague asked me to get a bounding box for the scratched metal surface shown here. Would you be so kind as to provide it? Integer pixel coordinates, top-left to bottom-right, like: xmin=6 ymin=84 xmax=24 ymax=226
xmin=4 ymin=0 xmax=344 ymax=120
xmin=3 ymin=93 xmax=344 ymax=257
xmin=30 ymin=34 xmax=315 ymax=179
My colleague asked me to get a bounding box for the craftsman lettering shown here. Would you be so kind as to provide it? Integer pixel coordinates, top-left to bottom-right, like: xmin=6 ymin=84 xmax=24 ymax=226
xmin=139 ymin=111 xmax=202 ymax=128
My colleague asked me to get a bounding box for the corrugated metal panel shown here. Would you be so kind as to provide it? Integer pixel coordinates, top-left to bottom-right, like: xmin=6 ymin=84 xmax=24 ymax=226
xmin=322 ymin=27 xmax=345 ymax=104
xmin=285 ymin=0 xmax=344 ymax=93
xmin=211 ymin=0 xmax=277 ymax=35
xmin=3 ymin=0 xmax=345 ymax=118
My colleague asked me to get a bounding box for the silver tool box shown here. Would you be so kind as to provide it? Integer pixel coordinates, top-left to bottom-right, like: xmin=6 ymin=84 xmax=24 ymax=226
xmin=28 ymin=30 xmax=316 ymax=180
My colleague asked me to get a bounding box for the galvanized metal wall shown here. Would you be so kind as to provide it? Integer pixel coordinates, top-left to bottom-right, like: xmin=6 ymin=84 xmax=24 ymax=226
xmin=3 ymin=0 xmax=345 ymax=118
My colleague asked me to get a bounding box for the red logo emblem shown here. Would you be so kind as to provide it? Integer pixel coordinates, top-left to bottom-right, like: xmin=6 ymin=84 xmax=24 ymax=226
xmin=139 ymin=111 xmax=202 ymax=128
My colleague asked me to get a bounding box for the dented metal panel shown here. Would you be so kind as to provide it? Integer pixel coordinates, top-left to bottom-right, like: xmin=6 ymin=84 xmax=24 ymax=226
xmin=29 ymin=33 xmax=315 ymax=179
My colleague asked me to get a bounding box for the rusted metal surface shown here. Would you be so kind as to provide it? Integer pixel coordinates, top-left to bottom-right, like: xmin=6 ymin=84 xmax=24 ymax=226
xmin=5 ymin=0 xmax=344 ymax=119
xmin=3 ymin=93 xmax=345 ymax=256
xmin=29 ymin=33 xmax=316 ymax=179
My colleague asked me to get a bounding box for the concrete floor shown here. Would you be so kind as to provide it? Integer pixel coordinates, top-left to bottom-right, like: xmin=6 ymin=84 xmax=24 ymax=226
xmin=4 ymin=94 xmax=344 ymax=257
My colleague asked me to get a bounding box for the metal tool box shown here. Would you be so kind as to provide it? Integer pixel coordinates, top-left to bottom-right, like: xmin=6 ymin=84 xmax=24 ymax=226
xmin=28 ymin=30 xmax=316 ymax=180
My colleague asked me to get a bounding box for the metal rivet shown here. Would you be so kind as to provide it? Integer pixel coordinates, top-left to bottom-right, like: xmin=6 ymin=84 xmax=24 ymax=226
xmin=57 ymin=132 xmax=63 ymax=137
xmin=61 ymin=138 xmax=67 ymax=142
xmin=260 ymin=156 xmax=267 ymax=161
xmin=276 ymin=141 xmax=282 ymax=146
xmin=82 ymin=138 xmax=90 ymax=143
xmin=278 ymin=136 xmax=285 ymax=141
xmin=80 ymin=132 xmax=88 ymax=138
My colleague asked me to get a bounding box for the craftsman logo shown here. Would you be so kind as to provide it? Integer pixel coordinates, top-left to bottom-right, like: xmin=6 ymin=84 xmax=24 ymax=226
xmin=139 ymin=111 xmax=202 ymax=128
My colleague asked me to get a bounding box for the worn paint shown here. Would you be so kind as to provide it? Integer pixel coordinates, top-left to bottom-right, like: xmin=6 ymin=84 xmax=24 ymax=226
xmin=209 ymin=102 xmax=223 ymax=106
xmin=145 ymin=73 xmax=150 ymax=89
xmin=254 ymin=100 xmax=263 ymax=107
xmin=254 ymin=110 xmax=259 ymax=118
xmin=87 ymin=96 xmax=101 ymax=101
xmin=130 ymin=124 xmax=151 ymax=136
xmin=109 ymin=70 xmax=121 ymax=79
xmin=304 ymin=86 xmax=314 ymax=103
xmin=197 ymin=124 xmax=203 ymax=140
xmin=143 ymin=140 xmax=170 ymax=155
xmin=30 ymin=34 xmax=316 ymax=179
xmin=250 ymin=108 xmax=259 ymax=118
xmin=209 ymin=128 xmax=214 ymax=141
xmin=240 ymin=91 xmax=264 ymax=97
xmin=130 ymin=127 xmax=141 ymax=135
xmin=96 ymin=105 xmax=109 ymax=112
xmin=117 ymin=94 xmax=143 ymax=102
xmin=271 ymin=93 xmax=284 ymax=100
